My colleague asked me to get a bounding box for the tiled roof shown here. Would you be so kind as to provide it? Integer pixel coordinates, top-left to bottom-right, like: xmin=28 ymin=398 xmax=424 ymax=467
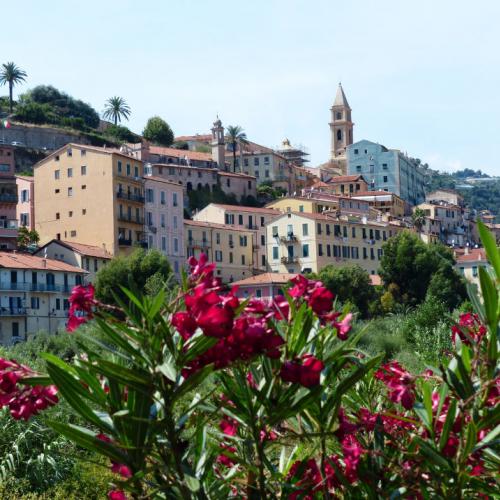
xmin=232 ymin=273 xmax=297 ymax=286
xmin=184 ymin=220 xmax=255 ymax=232
xmin=148 ymin=146 xmax=212 ymax=161
xmin=456 ymin=248 xmax=487 ymax=263
xmin=218 ymin=171 xmax=256 ymax=179
xmin=369 ymin=274 xmax=382 ymax=286
xmin=15 ymin=175 xmax=34 ymax=182
xmin=144 ymin=175 xmax=184 ymax=188
xmin=175 ymin=134 xmax=212 ymax=143
xmin=328 ymin=175 xmax=365 ymax=183
xmin=353 ymin=190 xmax=399 ymax=197
xmin=36 ymin=240 xmax=112 ymax=259
xmin=0 ymin=252 xmax=87 ymax=272
xmin=210 ymin=203 xmax=280 ymax=214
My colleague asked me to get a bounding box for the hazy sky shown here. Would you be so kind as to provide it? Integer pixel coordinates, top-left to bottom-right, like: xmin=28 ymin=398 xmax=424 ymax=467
xmin=3 ymin=0 xmax=500 ymax=175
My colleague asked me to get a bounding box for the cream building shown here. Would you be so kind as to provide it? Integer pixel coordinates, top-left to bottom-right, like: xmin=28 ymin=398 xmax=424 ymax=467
xmin=266 ymin=212 xmax=402 ymax=276
xmin=144 ymin=176 xmax=185 ymax=276
xmin=16 ymin=175 xmax=35 ymax=230
xmin=352 ymin=190 xmax=407 ymax=217
xmin=185 ymin=220 xmax=256 ymax=282
xmin=34 ymin=240 xmax=112 ymax=283
xmin=455 ymin=248 xmax=491 ymax=291
xmin=34 ymin=144 xmax=145 ymax=256
xmin=192 ymin=203 xmax=280 ymax=271
xmin=0 ymin=252 xmax=86 ymax=344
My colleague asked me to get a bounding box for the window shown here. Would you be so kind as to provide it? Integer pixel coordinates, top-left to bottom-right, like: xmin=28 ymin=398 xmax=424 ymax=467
xmin=272 ymin=226 xmax=278 ymax=238
xmin=318 ymin=243 xmax=323 ymax=256
xmin=261 ymin=234 xmax=265 ymax=245
xmin=254 ymin=170 xmax=260 ymax=178
xmin=68 ymin=187 xmax=73 ymax=197
xmin=226 ymin=178 xmax=230 ymax=187
xmin=82 ymin=209 xmax=86 ymax=215
xmin=261 ymin=255 xmax=266 ymax=266
xmin=161 ymin=214 xmax=166 ymax=228
xmin=337 ymin=129 xmax=342 ymax=141
xmin=363 ymin=247 xmax=367 ymax=259
xmin=174 ymin=238 xmax=179 ymax=253
xmin=244 ymin=159 xmax=249 ymax=167
xmin=299 ymin=205 xmax=304 ymax=212
xmin=317 ymin=223 xmax=322 ymax=235
xmin=265 ymin=170 xmax=270 ymax=178
xmin=383 ymin=176 xmax=388 ymax=183
xmin=352 ymin=227 xmax=356 ymax=238
xmin=161 ymin=236 xmax=167 ymax=251
xmin=302 ymin=244 xmax=309 ymax=258
xmin=67 ymin=149 xmax=72 ymax=157
xmin=327 ymin=244 xmax=331 ymax=257
xmin=31 ymin=297 xmax=40 ymax=309
xmin=239 ymin=235 xmax=248 ymax=247
xmin=336 ymin=112 xmax=342 ymax=120
xmin=375 ymin=230 xmax=380 ymax=240
xmin=20 ymin=213 xmax=29 ymax=226
xmin=173 ymin=216 xmax=178 ymax=229
xmin=67 ymin=168 xmax=73 ymax=178
xmin=229 ymin=252 xmax=234 ymax=263
xmin=94 ymin=259 xmax=98 ymax=272
xmin=126 ymin=163 xmax=131 ymax=176
xmin=81 ymin=165 xmax=87 ymax=175
xmin=326 ymin=224 xmax=330 ymax=235
xmin=260 ymin=216 xmax=265 ymax=227
xmin=146 ymin=188 xmax=154 ymax=203
xmin=472 ymin=266 xmax=478 ymax=277
xmin=134 ymin=166 xmax=139 ymax=177
xmin=173 ymin=193 xmax=178 ymax=207
xmin=272 ymin=247 xmax=279 ymax=260
xmin=354 ymin=149 xmax=358 ymax=154
xmin=54 ymin=170 xmax=60 ymax=180
xmin=238 ymin=214 xmax=243 ymax=225
xmin=254 ymin=157 xmax=260 ymax=166
xmin=117 ymin=161 xmax=122 ymax=173
xmin=241 ymin=255 xmax=246 ymax=265
xmin=81 ymin=150 xmax=86 ymax=157
xmin=82 ymin=184 xmax=86 ymax=190
xmin=56 ymin=298 xmax=61 ymax=310
xmin=160 ymin=191 xmax=166 ymax=205
xmin=69 ymin=211 xmax=73 ymax=217
xmin=215 ymin=250 xmax=223 ymax=262
xmin=382 ymin=163 xmax=388 ymax=170
xmin=56 ymin=212 xmax=60 ymax=220
xmin=70 ymin=230 xmax=77 ymax=237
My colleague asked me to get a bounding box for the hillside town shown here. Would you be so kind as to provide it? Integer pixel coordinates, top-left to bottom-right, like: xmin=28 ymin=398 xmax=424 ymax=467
xmin=0 ymin=82 xmax=497 ymax=344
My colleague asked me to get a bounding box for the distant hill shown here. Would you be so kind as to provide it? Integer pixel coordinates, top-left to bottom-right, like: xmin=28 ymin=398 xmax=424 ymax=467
xmin=425 ymin=168 xmax=500 ymax=222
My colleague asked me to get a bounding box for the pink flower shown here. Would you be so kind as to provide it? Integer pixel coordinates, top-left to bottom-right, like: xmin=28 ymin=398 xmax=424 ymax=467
xmin=451 ymin=312 xmax=486 ymax=346
xmin=108 ymin=490 xmax=127 ymax=500
xmin=67 ymin=284 xmax=96 ymax=332
xmin=219 ymin=416 xmax=238 ymax=436
xmin=216 ymin=444 xmax=237 ymax=467
xmin=308 ymin=286 xmax=334 ymax=316
xmin=334 ymin=312 xmax=353 ymax=340
xmin=66 ymin=314 xmax=88 ymax=332
xmin=280 ymin=354 xmax=324 ymax=388
xmin=375 ymin=361 xmax=416 ymax=410
xmin=172 ymin=311 xmax=197 ymax=340
xmin=111 ymin=462 xmax=132 ymax=478
xmin=341 ymin=434 xmax=363 ymax=482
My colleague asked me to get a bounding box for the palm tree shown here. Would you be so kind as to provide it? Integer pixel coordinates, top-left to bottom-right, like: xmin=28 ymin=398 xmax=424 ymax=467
xmin=0 ymin=62 xmax=27 ymax=113
xmin=102 ymin=96 xmax=131 ymax=125
xmin=226 ymin=125 xmax=248 ymax=172
xmin=412 ymin=208 xmax=426 ymax=234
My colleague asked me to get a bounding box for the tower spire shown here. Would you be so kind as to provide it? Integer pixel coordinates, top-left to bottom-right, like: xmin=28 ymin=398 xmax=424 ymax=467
xmin=329 ymin=83 xmax=354 ymax=159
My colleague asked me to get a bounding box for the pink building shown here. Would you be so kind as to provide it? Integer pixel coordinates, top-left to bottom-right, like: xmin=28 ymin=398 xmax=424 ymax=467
xmin=16 ymin=175 xmax=35 ymax=230
xmin=0 ymin=146 xmax=18 ymax=249
xmin=232 ymin=272 xmax=297 ymax=300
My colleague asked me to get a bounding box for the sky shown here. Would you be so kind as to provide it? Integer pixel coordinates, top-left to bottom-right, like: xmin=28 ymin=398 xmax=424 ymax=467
xmin=2 ymin=0 xmax=500 ymax=175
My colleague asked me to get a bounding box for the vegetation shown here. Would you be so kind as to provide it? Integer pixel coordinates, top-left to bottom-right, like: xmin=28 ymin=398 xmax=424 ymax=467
xmin=102 ymin=96 xmax=131 ymax=126
xmin=142 ymin=116 xmax=174 ymax=146
xmin=226 ymin=125 xmax=248 ymax=172
xmin=0 ymin=62 xmax=27 ymax=113
xmin=103 ymin=124 xmax=140 ymax=143
xmin=94 ymin=248 xmax=172 ymax=306
xmin=17 ymin=226 xmax=39 ymax=251
xmin=257 ymin=181 xmax=287 ymax=201
xmin=186 ymin=183 xmax=238 ymax=212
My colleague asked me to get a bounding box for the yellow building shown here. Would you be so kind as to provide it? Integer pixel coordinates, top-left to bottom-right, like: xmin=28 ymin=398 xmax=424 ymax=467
xmin=266 ymin=212 xmax=403 ymax=276
xmin=192 ymin=203 xmax=280 ymax=271
xmin=185 ymin=220 xmax=256 ymax=282
xmin=352 ymin=190 xmax=407 ymax=217
xmin=34 ymin=144 xmax=145 ymax=256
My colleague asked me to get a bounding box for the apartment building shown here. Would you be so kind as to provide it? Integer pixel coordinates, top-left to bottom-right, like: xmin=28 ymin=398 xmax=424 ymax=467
xmin=185 ymin=219 xmax=255 ymax=282
xmin=192 ymin=203 xmax=280 ymax=271
xmin=144 ymin=176 xmax=184 ymax=276
xmin=347 ymin=140 xmax=425 ymax=205
xmin=455 ymin=248 xmax=490 ymax=291
xmin=34 ymin=144 xmax=145 ymax=256
xmin=266 ymin=212 xmax=402 ymax=276
xmin=416 ymin=201 xmax=467 ymax=245
xmin=351 ymin=190 xmax=407 ymax=217
xmin=16 ymin=175 xmax=35 ymax=230
xmin=0 ymin=252 xmax=86 ymax=345
xmin=34 ymin=240 xmax=112 ymax=283
xmin=232 ymin=273 xmax=296 ymax=300
xmin=426 ymin=189 xmax=464 ymax=208
xmin=0 ymin=146 xmax=18 ymax=249
xmin=312 ymin=175 xmax=368 ymax=196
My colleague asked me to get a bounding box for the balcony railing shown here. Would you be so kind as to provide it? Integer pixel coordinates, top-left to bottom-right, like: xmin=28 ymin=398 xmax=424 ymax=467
xmin=117 ymin=191 xmax=145 ymax=203
xmin=281 ymin=256 xmax=299 ymax=264
xmin=0 ymin=194 xmax=18 ymax=203
xmin=245 ymin=224 xmax=258 ymax=230
xmin=0 ymin=282 xmax=72 ymax=292
xmin=0 ymin=219 xmax=18 ymax=229
xmin=187 ymin=239 xmax=210 ymax=248
xmin=118 ymin=238 xmax=132 ymax=246
xmin=117 ymin=214 xmax=145 ymax=225
xmin=280 ymin=234 xmax=298 ymax=243
xmin=0 ymin=307 xmax=27 ymax=316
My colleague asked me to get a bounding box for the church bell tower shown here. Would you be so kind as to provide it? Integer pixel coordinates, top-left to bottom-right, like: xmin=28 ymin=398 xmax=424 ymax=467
xmin=329 ymin=83 xmax=353 ymax=159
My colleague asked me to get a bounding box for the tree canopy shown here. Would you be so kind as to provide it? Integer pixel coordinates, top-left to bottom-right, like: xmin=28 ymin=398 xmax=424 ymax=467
xmin=142 ymin=116 xmax=174 ymax=146
xmin=94 ymin=248 xmax=172 ymax=306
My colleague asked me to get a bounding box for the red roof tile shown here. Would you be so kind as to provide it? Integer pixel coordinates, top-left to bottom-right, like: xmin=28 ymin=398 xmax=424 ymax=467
xmin=456 ymin=249 xmax=487 ymax=263
xmin=232 ymin=273 xmax=297 ymax=286
xmin=148 ymin=146 xmax=212 ymax=161
xmin=0 ymin=252 xmax=87 ymax=272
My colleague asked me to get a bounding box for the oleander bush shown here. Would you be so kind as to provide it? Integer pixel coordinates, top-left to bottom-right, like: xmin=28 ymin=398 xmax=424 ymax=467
xmin=0 ymin=222 xmax=498 ymax=499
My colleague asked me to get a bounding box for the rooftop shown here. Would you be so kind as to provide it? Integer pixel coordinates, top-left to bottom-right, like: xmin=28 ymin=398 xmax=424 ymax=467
xmin=184 ymin=219 xmax=255 ymax=232
xmin=36 ymin=240 xmax=112 ymax=260
xmin=0 ymin=252 xmax=87 ymax=273
xmin=455 ymin=248 xmax=487 ymax=263
xmin=148 ymin=145 xmax=213 ymax=162
xmin=232 ymin=272 xmax=297 ymax=286
xmin=327 ymin=175 xmax=365 ymax=183
xmin=209 ymin=203 xmax=280 ymax=215
xmin=144 ymin=175 xmax=184 ymax=188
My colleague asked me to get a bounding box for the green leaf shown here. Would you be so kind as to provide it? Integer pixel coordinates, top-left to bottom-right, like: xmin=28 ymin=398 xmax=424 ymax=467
xmin=438 ymin=399 xmax=456 ymax=451
xmin=478 ymin=220 xmax=500 ymax=280
xmin=474 ymin=424 xmax=500 ymax=452
xmin=479 ymin=266 xmax=498 ymax=329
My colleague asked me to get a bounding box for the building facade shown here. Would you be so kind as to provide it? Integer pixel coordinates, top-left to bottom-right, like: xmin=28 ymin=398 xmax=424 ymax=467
xmin=34 ymin=240 xmax=112 ymax=283
xmin=330 ymin=83 xmax=354 ymax=159
xmin=266 ymin=212 xmax=402 ymax=276
xmin=34 ymin=144 xmax=145 ymax=256
xmin=16 ymin=175 xmax=35 ymax=230
xmin=347 ymin=140 xmax=425 ymax=205
xmin=351 ymin=191 xmax=407 ymax=217
xmin=144 ymin=176 xmax=185 ymax=276
xmin=232 ymin=273 xmax=296 ymax=301
xmin=0 ymin=146 xmax=18 ymax=249
xmin=0 ymin=252 xmax=86 ymax=345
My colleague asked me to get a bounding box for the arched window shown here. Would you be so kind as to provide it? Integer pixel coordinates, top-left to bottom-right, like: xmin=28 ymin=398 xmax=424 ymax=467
xmin=337 ymin=129 xmax=342 ymax=141
xmin=186 ymin=182 xmax=193 ymax=191
xmin=336 ymin=112 xmax=342 ymax=120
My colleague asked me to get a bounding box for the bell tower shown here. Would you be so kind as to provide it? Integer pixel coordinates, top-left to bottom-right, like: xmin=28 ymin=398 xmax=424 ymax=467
xmin=211 ymin=116 xmax=226 ymax=169
xmin=329 ymin=83 xmax=353 ymax=159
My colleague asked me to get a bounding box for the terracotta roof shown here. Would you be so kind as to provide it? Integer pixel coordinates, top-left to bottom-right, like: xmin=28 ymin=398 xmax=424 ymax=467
xmin=232 ymin=273 xmax=297 ymax=286
xmin=210 ymin=203 xmax=280 ymax=214
xmin=353 ymin=191 xmax=399 ymax=197
xmin=144 ymin=176 xmax=184 ymax=188
xmin=184 ymin=220 xmax=255 ymax=232
xmin=456 ymin=249 xmax=487 ymax=263
xmin=15 ymin=175 xmax=34 ymax=182
xmin=35 ymin=240 xmax=112 ymax=259
xmin=148 ymin=146 xmax=212 ymax=161
xmin=369 ymin=274 xmax=382 ymax=286
xmin=0 ymin=252 xmax=87 ymax=273
xmin=327 ymin=175 xmax=365 ymax=183
xmin=175 ymin=134 xmax=212 ymax=143
xmin=218 ymin=171 xmax=256 ymax=179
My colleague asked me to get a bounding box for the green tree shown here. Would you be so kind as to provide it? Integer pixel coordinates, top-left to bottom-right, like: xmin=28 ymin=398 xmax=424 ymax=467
xmin=94 ymin=248 xmax=171 ymax=305
xmin=102 ymin=96 xmax=131 ymax=126
xmin=226 ymin=125 xmax=248 ymax=172
xmin=379 ymin=230 xmax=460 ymax=308
xmin=426 ymin=262 xmax=467 ymax=310
xmin=411 ymin=207 xmax=426 ymax=233
xmin=104 ymin=124 xmax=138 ymax=142
xmin=17 ymin=227 xmax=39 ymax=250
xmin=316 ymin=264 xmax=376 ymax=318
xmin=0 ymin=62 xmax=27 ymax=113
xmin=142 ymin=116 xmax=174 ymax=146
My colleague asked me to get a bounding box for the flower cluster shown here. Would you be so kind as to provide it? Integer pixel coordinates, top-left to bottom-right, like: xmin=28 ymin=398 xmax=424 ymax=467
xmin=173 ymin=255 xmax=285 ymax=376
xmin=451 ymin=312 xmax=487 ymax=346
xmin=375 ymin=361 xmax=416 ymax=410
xmin=0 ymin=358 xmax=58 ymax=420
xmin=67 ymin=284 xmax=96 ymax=332
xmin=280 ymin=354 xmax=325 ymax=388
xmin=288 ymin=275 xmax=353 ymax=339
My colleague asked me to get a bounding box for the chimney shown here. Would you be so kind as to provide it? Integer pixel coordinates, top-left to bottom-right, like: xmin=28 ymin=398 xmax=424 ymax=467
xmin=42 ymin=259 xmax=47 ymax=268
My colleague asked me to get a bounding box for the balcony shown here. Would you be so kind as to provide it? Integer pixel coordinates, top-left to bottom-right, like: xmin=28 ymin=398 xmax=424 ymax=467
xmin=117 ymin=191 xmax=145 ymax=203
xmin=0 ymin=194 xmax=18 ymax=203
xmin=188 ymin=239 xmax=210 ymax=249
xmin=281 ymin=256 xmax=299 ymax=264
xmin=0 ymin=219 xmax=18 ymax=229
xmin=118 ymin=238 xmax=132 ymax=246
xmin=280 ymin=234 xmax=298 ymax=243
xmin=245 ymin=224 xmax=258 ymax=230
xmin=0 ymin=282 xmax=71 ymax=292
xmin=117 ymin=214 xmax=145 ymax=225
xmin=0 ymin=307 xmax=27 ymax=316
